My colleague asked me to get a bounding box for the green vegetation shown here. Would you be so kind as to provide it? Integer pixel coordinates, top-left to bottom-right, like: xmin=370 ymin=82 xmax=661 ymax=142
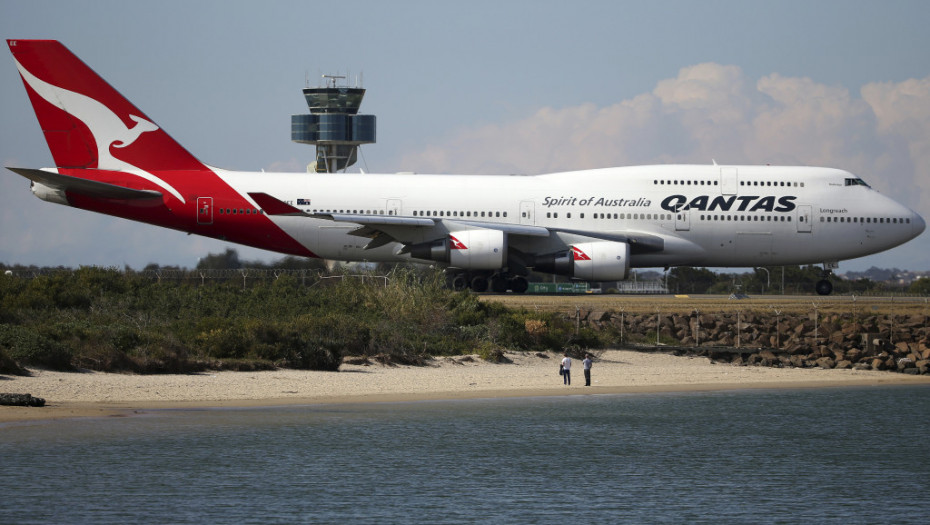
xmin=0 ymin=265 xmax=609 ymax=374
xmin=666 ymin=265 xmax=922 ymax=295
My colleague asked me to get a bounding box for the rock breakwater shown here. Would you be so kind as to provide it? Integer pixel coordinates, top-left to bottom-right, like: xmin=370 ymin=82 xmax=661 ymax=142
xmin=577 ymin=309 xmax=929 ymax=374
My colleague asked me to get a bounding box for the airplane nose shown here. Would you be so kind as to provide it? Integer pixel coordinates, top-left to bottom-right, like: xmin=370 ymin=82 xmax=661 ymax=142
xmin=914 ymin=211 xmax=927 ymax=237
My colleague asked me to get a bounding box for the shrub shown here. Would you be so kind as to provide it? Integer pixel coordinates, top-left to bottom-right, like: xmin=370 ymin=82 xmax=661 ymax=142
xmin=0 ymin=324 xmax=72 ymax=370
xmin=0 ymin=346 xmax=27 ymax=375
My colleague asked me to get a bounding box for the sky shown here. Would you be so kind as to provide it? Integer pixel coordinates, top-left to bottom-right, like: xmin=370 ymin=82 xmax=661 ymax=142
xmin=1 ymin=0 xmax=929 ymax=272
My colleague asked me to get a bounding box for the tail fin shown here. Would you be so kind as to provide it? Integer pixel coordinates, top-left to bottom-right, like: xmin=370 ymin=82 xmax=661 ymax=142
xmin=7 ymin=40 xmax=206 ymax=175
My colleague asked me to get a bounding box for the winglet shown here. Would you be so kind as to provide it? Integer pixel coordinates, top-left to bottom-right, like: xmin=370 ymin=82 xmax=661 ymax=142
xmin=248 ymin=192 xmax=309 ymax=216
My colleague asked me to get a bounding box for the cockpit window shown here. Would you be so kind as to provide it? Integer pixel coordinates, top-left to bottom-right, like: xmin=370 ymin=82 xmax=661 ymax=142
xmin=845 ymin=178 xmax=870 ymax=188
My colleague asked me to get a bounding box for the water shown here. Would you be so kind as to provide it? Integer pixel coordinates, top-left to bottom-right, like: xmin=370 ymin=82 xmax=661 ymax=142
xmin=2 ymin=386 xmax=928 ymax=524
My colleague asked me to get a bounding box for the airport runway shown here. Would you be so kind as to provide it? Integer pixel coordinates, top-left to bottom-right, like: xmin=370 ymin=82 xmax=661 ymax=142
xmin=482 ymin=293 xmax=930 ymax=315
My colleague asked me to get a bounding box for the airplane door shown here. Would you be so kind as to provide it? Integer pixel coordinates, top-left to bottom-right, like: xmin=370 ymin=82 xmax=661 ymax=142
xmin=520 ymin=200 xmax=535 ymax=225
xmin=386 ymin=199 xmax=401 ymax=216
xmin=797 ymin=205 xmax=812 ymax=233
xmin=197 ymin=197 xmax=213 ymax=225
xmin=720 ymin=167 xmax=738 ymax=195
xmin=675 ymin=209 xmax=690 ymax=231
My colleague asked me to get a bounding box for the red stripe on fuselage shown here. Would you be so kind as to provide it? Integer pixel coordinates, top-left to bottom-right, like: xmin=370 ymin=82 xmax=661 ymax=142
xmin=60 ymin=167 xmax=318 ymax=258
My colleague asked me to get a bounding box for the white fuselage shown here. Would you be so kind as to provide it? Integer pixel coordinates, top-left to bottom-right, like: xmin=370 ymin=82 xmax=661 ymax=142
xmin=217 ymin=164 xmax=924 ymax=270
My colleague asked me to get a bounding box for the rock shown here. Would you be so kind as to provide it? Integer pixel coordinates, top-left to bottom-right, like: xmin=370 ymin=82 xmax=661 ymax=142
xmin=916 ymin=360 xmax=929 ymax=374
xmin=842 ymin=322 xmax=863 ymax=335
xmin=0 ymin=393 xmax=46 ymax=407
xmin=835 ymin=360 xmax=852 ymax=369
xmin=871 ymin=358 xmax=886 ymax=371
xmin=815 ymin=357 xmax=835 ymax=369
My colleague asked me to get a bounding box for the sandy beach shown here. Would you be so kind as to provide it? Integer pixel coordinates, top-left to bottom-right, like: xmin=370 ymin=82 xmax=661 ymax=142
xmin=2 ymin=350 xmax=928 ymax=422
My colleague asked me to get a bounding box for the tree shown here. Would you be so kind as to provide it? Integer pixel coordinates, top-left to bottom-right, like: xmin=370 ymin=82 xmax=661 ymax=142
xmin=909 ymin=277 xmax=930 ymax=295
xmin=196 ymin=248 xmax=242 ymax=270
xmin=666 ymin=267 xmax=717 ymax=294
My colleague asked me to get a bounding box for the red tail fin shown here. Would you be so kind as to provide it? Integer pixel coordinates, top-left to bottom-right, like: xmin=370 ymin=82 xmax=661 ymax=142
xmin=7 ymin=39 xmax=205 ymax=173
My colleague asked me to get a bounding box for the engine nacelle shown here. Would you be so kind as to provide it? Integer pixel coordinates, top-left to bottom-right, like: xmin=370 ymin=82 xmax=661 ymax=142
xmin=30 ymin=181 xmax=70 ymax=205
xmin=534 ymin=241 xmax=630 ymax=281
xmin=407 ymin=229 xmax=507 ymax=270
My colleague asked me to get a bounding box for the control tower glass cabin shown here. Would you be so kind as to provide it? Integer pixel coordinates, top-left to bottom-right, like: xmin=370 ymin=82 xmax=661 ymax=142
xmin=291 ymin=77 xmax=376 ymax=173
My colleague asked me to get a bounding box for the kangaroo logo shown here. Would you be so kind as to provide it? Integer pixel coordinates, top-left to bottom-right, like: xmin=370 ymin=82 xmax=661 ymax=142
xmin=571 ymin=246 xmax=591 ymax=261
xmin=449 ymin=235 xmax=468 ymax=250
xmin=13 ymin=58 xmax=186 ymax=203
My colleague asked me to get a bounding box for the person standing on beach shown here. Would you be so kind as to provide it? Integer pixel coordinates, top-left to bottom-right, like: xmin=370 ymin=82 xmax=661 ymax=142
xmin=561 ymin=353 xmax=572 ymax=385
xmin=582 ymin=354 xmax=593 ymax=386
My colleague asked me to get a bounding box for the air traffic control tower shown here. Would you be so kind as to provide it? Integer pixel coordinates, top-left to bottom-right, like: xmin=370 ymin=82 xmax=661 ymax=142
xmin=291 ymin=75 xmax=376 ymax=173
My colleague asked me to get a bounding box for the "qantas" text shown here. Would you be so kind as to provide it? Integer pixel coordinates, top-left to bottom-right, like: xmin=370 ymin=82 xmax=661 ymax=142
xmin=660 ymin=194 xmax=797 ymax=213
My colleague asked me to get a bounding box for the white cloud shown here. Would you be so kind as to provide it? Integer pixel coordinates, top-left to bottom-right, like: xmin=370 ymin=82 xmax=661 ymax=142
xmin=861 ymin=77 xmax=930 ymax=214
xmin=396 ymin=64 xmax=930 ymax=270
xmin=399 ymin=63 xmax=930 ymax=217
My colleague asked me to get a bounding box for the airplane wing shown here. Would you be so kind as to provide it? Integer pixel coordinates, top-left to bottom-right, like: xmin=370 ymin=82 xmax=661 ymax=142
xmin=7 ymin=167 xmax=163 ymax=200
xmin=250 ymin=191 xmax=664 ymax=253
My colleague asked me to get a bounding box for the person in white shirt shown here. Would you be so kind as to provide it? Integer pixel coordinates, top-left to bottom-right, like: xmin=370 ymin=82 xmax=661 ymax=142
xmin=561 ymin=353 xmax=572 ymax=385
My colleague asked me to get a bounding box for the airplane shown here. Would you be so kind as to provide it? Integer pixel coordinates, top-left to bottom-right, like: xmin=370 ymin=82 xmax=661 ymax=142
xmin=6 ymin=40 xmax=926 ymax=295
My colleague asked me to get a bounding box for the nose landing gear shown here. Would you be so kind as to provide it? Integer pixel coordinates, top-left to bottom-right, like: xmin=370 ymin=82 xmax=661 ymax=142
xmin=815 ymin=262 xmax=838 ymax=295
xmin=815 ymin=278 xmax=833 ymax=296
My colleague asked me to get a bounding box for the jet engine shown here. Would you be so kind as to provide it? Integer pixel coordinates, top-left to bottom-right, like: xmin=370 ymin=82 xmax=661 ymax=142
xmin=406 ymin=229 xmax=507 ymax=270
xmin=30 ymin=181 xmax=69 ymax=205
xmin=533 ymin=241 xmax=630 ymax=281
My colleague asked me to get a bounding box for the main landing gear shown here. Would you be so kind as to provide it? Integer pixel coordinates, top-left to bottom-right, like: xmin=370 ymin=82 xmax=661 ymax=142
xmin=448 ymin=271 xmax=528 ymax=293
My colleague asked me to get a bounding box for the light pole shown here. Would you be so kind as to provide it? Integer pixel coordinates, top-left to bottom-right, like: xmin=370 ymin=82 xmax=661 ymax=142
xmin=757 ymin=267 xmax=770 ymax=294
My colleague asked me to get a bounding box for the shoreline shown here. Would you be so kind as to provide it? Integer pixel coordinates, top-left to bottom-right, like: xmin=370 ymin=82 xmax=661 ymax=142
xmin=3 ymin=350 xmax=928 ymax=423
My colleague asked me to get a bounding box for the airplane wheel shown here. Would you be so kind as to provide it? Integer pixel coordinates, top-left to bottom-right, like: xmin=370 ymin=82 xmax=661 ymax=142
xmin=490 ymin=275 xmax=509 ymax=293
xmin=471 ymin=275 xmax=489 ymax=293
xmin=815 ymin=279 xmax=833 ymax=296
xmin=510 ymin=276 xmax=529 ymax=294
xmin=451 ymin=274 xmax=468 ymax=291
